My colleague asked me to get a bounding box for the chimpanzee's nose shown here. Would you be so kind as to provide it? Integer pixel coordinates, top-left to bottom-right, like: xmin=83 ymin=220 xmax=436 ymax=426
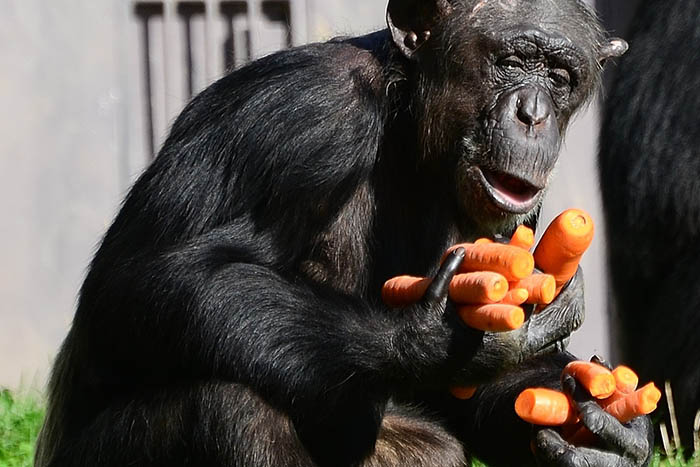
xmin=516 ymin=87 xmax=551 ymax=127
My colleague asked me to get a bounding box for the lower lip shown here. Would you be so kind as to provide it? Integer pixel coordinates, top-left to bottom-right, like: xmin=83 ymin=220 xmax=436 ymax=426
xmin=474 ymin=167 xmax=541 ymax=214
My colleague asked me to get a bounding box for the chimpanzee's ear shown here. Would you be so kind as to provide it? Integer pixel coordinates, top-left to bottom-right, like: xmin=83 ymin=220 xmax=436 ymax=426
xmin=598 ymin=37 xmax=629 ymax=63
xmin=387 ymin=0 xmax=453 ymax=59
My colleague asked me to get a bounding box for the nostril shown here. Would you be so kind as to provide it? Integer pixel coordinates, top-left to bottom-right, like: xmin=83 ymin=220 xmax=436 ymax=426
xmin=516 ymin=91 xmax=550 ymax=127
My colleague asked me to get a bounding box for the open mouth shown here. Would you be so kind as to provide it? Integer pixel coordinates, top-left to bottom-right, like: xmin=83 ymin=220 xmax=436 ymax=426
xmin=477 ymin=167 xmax=543 ymax=214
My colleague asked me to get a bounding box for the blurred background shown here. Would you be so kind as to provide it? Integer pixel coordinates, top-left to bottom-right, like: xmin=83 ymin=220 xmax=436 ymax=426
xmin=0 ymin=0 xmax=640 ymax=390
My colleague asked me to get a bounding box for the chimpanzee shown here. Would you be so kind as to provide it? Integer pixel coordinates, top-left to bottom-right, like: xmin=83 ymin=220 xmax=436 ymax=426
xmin=600 ymin=0 xmax=700 ymax=453
xmin=37 ymin=0 xmax=649 ymax=466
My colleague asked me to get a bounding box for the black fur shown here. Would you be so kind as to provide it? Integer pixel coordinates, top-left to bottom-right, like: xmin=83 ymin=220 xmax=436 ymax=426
xmin=36 ymin=1 xmax=636 ymax=466
xmin=600 ymin=0 xmax=700 ymax=452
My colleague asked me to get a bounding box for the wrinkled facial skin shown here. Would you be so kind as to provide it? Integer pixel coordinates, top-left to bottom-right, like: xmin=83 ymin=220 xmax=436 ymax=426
xmin=415 ymin=0 xmax=606 ymax=238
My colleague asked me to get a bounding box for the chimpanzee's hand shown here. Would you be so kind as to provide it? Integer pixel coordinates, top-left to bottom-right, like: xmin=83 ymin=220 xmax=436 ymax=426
xmin=451 ymin=268 xmax=585 ymax=383
xmin=533 ymin=373 xmax=654 ymax=467
xmin=393 ymin=248 xmax=468 ymax=380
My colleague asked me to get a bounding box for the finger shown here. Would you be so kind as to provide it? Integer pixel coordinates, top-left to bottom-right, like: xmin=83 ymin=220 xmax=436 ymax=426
xmin=590 ymin=355 xmax=613 ymax=371
xmin=423 ymin=248 xmax=465 ymax=303
xmin=535 ymin=429 xmax=632 ymax=467
xmin=534 ymin=429 xmax=588 ymax=466
xmin=562 ymin=375 xmax=649 ymax=461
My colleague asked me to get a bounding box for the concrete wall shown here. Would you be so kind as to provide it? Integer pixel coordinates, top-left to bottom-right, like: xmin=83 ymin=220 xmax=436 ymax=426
xmin=0 ymin=0 xmax=627 ymax=389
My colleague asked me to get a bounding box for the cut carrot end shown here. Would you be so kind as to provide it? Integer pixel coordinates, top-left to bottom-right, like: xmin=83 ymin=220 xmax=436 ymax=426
xmin=513 ymin=274 xmax=556 ymax=305
xmin=564 ymin=361 xmax=616 ymax=399
xmin=450 ymin=385 xmax=478 ymax=400
xmin=502 ymin=288 xmax=529 ymax=306
xmin=458 ymin=304 xmax=525 ymax=332
xmin=475 ymin=238 xmax=494 ymax=245
xmin=458 ymin=243 xmax=535 ymax=281
xmin=638 ymin=383 xmax=662 ymax=414
xmin=515 ymin=388 xmax=577 ymax=426
xmin=449 ymin=272 xmax=509 ymax=304
xmin=510 ymin=225 xmax=535 ymax=250
xmin=605 ymin=382 xmax=661 ymax=423
xmin=381 ymin=276 xmax=430 ymax=307
xmin=612 ymin=366 xmax=639 ymax=393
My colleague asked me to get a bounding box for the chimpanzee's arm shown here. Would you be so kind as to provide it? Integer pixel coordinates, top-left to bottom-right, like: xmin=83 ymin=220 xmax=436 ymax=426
xmin=70 ymin=42 xmax=471 ymax=464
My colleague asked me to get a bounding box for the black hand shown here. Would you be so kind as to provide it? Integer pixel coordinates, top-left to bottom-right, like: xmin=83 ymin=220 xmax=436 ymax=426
xmin=449 ymin=267 xmax=586 ymax=383
xmin=534 ymin=373 xmax=653 ymax=467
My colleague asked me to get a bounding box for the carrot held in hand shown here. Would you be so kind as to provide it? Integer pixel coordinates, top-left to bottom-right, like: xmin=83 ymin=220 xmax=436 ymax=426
xmin=381 ymin=276 xmax=431 ymax=307
xmin=604 ymin=382 xmax=661 ymax=423
xmin=563 ymin=361 xmax=616 ymax=399
xmin=510 ymin=274 xmax=556 ymax=305
xmin=500 ymin=288 xmax=529 ymax=306
xmin=449 ymin=272 xmax=509 ymax=304
xmin=612 ymin=366 xmax=639 ymax=394
xmin=450 ymin=385 xmax=478 ymax=400
xmin=509 ymin=225 xmax=535 ymax=250
xmin=444 ymin=243 xmax=535 ymax=281
xmin=457 ymin=304 xmax=525 ymax=332
xmin=515 ymin=388 xmax=578 ymax=425
xmin=600 ymin=365 xmax=640 ymax=408
xmin=534 ymin=209 xmax=594 ymax=294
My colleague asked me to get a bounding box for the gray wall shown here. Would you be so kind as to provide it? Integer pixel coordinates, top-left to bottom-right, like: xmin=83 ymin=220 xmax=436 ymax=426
xmin=0 ymin=0 xmax=624 ymax=389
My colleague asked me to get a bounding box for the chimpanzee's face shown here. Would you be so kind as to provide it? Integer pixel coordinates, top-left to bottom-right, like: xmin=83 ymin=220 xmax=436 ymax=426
xmin=398 ymin=0 xmax=622 ymax=236
xmin=387 ymin=0 xmax=625 ymax=237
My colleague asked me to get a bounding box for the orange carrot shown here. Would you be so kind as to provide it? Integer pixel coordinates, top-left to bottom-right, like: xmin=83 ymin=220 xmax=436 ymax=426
xmin=444 ymin=243 xmax=535 ymax=281
xmin=563 ymin=361 xmax=616 ymax=399
xmin=534 ymin=209 xmax=594 ymax=294
xmin=604 ymin=382 xmax=661 ymax=423
xmin=450 ymin=385 xmax=478 ymax=400
xmin=612 ymin=366 xmax=639 ymax=394
xmin=510 ymin=225 xmax=535 ymax=250
xmin=449 ymin=272 xmax=509 ymax=304
xmin=600 ymin=365 xmax=641 ymax=409
xmin=500 ymin=288 xmax=529 ymax=306
xmin=381 ymin=276 xmax=431 ymax=307
xmin=475 ymin=237 xmax=494 ymax=245
xmin=515 ymin=388 xmax=578 ymax=425
xmin=510 ymin=274 xmax=556 ymax=305
xmin=457 ymin=304 xmax=525 ymax=332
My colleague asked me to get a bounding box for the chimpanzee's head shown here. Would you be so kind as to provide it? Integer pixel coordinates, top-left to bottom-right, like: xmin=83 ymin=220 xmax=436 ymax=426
xmin=387 ymin=0 xmax=626 ymax=236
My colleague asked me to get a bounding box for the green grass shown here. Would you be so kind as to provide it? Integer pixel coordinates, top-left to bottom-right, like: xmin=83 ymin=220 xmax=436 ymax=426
xmin=0 ymin=387 xmax=697 ymax=466
xmin=0 ymin=389 xmax=45 ymax=467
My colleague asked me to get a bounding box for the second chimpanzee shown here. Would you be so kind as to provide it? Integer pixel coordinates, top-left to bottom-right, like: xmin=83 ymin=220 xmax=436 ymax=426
xmin=37 ymin=0 xmax=650 ymax=466
xmin=600 ymin=0 xmax=700 ymax=454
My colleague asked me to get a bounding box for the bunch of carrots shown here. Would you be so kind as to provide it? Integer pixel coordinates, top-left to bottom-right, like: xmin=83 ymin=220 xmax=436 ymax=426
xmin=382 ymin=208 xmax=594 ymax=334
xmin=381 ymin=208 xmax=595 ymax=400
xmin=515 ymin=360 xmax=661 ymax=444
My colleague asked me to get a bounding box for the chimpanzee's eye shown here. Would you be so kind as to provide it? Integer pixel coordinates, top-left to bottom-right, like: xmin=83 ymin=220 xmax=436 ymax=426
xmin=549 ymin=68 xmax=571 ymax=88
xmin=498 ymin=55 xmax=525 ymax=69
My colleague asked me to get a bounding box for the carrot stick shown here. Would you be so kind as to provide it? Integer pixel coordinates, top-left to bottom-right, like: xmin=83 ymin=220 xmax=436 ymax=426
xmin=567 ymin=381 xmax=662 ymax=445
xmin=515 ymin=388 xmax=578 ymax=425
xmin=450 ymin=385 xmax=478 ymax=400
xmin=605 ymin=382 xmax=661 ymax=423
xmin=534 ymin=209 xmax=594 ymax=294
xmin=457 ymin=304 xmax=525 ymax=332
xmin=563 ymin=361 xmax=616 ymax=399
xmin=613 ymin=366 xmax=639 ymax=394
xmin=381 ymin=276 xmax=431 ymax=307
xmin=511 ymin=274 xmax=556 ymax=305
xmin=449 ymin=272 xmax=509 ymax=304
xmin=444 ymin=243 xmax=535 ymax=281
xmin=600 ymin=365 xmax=641 ymax=409
xmin=500 ymin=288 xmax=529 ymax=306
xmin=475 ymin=238 xmax=494 ymax=245
xmin=510 ymin=225 xmax=535 ymax=250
